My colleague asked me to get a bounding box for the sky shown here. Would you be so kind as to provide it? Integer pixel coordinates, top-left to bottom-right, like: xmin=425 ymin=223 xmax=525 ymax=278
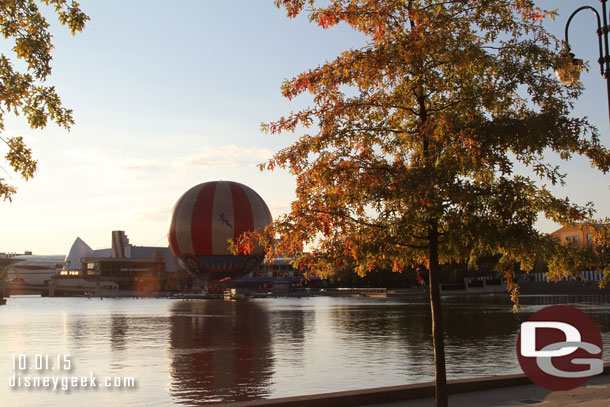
xmin=0 ymin=0 xmax=608 ymax=255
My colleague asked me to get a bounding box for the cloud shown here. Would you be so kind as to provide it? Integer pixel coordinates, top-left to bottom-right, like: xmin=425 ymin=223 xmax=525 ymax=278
xmin=171 ymin=145 xmax=273 ymax=169
xmin=65 ymin=145 xmax=273 ymax=175
xmin=121 ymin=165 xmax=149 ymax=172
xmin=105 ymin=144 xmax=273 ymax=174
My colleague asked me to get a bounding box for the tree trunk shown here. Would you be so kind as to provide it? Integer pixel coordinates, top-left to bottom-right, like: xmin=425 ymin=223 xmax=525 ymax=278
xmin=429 ymin=225 xmax=448 ymax=407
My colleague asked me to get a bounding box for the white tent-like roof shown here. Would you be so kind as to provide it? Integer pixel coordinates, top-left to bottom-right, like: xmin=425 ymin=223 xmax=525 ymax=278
xmin=63 ymin=237 xmax=93 ymax=271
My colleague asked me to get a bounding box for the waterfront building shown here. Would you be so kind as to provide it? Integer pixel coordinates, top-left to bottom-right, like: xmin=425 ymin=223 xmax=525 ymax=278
xmin=550 ymin=223 xmax=606 ymax=248
xmin=235 ymin=256 xmax=306 ymax=293
xmin=57 ymin=231 xmax=182 ymax=292
xmin=0 ymin=252 xmax=65 ymax=285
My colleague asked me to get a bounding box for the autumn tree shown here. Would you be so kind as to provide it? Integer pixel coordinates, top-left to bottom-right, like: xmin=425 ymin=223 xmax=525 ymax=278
xmin=0 ymin=0 xmax=88 ymax=201
xmin=244 ymin=1 xmax=610 ymax=406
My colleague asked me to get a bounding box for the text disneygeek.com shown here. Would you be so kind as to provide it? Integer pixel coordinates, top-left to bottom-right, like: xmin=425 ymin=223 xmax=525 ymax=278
xmin=8 ymin=354 xmax=136 ymax=391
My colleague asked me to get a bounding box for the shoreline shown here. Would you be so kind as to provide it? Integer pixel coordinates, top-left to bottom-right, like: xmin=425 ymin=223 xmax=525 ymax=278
xmin=3 ymin=287 xmax=610 ymax=299
xmin=217 ymin=364 xmax=610 ymax=407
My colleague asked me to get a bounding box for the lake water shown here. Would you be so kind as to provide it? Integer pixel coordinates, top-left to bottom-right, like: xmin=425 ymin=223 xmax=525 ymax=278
xmin=1 ymin=294 xmax=609 ymax=406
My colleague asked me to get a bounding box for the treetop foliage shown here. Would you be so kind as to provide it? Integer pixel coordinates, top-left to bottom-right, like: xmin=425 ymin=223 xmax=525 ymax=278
xmin=0 ymin=0 xmax=88 ymax=201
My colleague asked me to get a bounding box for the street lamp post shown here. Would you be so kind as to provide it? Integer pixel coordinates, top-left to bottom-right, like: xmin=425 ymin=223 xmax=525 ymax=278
xmin=560 ymin=0 xmax=610 ymax=127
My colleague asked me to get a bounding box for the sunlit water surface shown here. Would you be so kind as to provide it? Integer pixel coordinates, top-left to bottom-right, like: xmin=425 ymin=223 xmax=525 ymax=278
xmin=1 ymin=294 xmax=609 ymax=406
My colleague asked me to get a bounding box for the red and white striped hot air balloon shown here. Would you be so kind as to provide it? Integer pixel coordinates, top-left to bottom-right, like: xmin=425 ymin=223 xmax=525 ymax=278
xmin=168 ymin=181 xmax=272 ymax=281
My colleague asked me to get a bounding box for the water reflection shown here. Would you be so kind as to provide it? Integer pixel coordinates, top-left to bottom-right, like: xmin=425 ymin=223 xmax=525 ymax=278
xmin=268 ymin=306 xmax=309 ymax=368
xmin=111 ymin=314 xmax=128 ymax=351
xmin=318 ymin=295 xmax=610 ymax=383
xmin=2 ymin=294 xmax=609 ymax=406
xmin=168 ymin=301 xmax=274 ymax=404
xmin=520 ymin=294 xmax=610 ymax=333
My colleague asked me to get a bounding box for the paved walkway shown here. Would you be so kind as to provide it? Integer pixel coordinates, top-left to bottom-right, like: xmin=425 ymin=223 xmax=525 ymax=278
xmin=359 ymin=374 xmax=610 ymax=407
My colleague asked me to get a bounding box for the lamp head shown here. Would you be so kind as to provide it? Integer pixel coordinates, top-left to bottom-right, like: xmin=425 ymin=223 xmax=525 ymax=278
xmin=555 ymin=48 xmax=583 ymax=86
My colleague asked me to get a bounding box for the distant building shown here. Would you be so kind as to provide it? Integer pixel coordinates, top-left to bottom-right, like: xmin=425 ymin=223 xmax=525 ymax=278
xmin=550 ymin=223 xmax=602 ymax=248
xmin=58 ymin=231 xmax=185 ymax=292
xmin=0 ymin=252 xmax=64 ymax=285
xmin=236 ymin=256 xmax=306 ymax=292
